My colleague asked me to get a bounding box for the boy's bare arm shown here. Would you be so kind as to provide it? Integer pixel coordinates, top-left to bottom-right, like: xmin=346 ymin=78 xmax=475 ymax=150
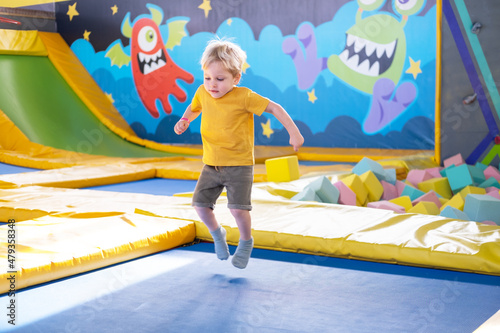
xmin=264 ymin=101 xmax=304 ymax=151
xmin=174 ymin=104 xmax=201 ymax=135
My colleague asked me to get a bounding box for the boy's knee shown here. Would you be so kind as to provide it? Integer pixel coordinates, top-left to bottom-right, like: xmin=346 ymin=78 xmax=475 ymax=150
xmin=229 ymin=208 xmax=249 ymax=218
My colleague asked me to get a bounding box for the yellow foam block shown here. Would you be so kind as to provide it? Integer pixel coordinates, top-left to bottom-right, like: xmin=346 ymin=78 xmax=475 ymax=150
xmin=439 ymin=197 xmax=449 ymax=206
xmin=404 ymin=180 xmax=416 ymax=188
xmin=418 ymin=177 xmax=453 ymax=199
xmin=389 ymin=196 xmax=413 ymax=212
xmin=459 ymin=186 xmax=486 ymax=198
xmin=360 ymin=171 xmax=383 ymax=202
xmin=440 ymin=193 xmax=465 ymax=212
xmin=341 ymin=174 xmax=368 ymax=206
xmin=265 ymin=155 xmax=300 ymax=182
xmin=408 ymin=201 xmax=440 ymax=215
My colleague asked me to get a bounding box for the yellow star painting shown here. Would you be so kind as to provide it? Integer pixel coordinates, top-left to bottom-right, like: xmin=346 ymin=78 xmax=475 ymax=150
xmin=199 ymin=0 xmax=212 ymax=18
xmin=261 ymin=119 xmax=274 ymax=139
xmin=307 ymin=89 xmax=317 ymax=103
xmin=406 ymin=57 xmax=422 ymax=79
xmin=67 ymin=2 xmax=79 ymax=21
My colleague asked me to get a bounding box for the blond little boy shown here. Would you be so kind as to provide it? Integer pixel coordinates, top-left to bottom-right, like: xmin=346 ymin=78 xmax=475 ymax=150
xmin=174 ymin=38 xmax=304 ymax=269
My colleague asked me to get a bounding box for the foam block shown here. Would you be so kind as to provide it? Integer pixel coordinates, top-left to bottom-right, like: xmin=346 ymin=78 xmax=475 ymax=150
xmin=445 ymin=164 xmax=475 ymax=194
xmin=396 ymin=180 xmax=407 ymax=196
xmin=484 ymin=166 xmax=500 ymax=182
xmin=406 ymin=169 xmax=433 ymax=187
xmin=352 ymin=157 xmax=386 ymax=181
xmin=401 ymin=185 xmax=426 ymax=201
xmin=389 ymin=196 xmax=413 ymax=212
xmin=382 ymin=168 xmax=397 ymax=185
xmin=474 ymin=162 xmax=488 ymax=171
xmin=443 ymin=153 xmax=465 ymax=168
xmin=367 ymin=201 xmax=405 ymax=213
xmin=291 ymin=187 xmax=321 ymax=202
xmin=440 ymin=206 xmax=470 ymax=220
xmin=408 ymin=201 xmax=440 ymax=215
xmin=265 ymin=156 xmax=300 ymax=182
xmin=439 ymin=165 xmax=451 ymax=178
xmin=439 ymin=197 xmax=449 ymax=206
xmin=481 ymin=221 xmax=498 ymax=226
xmin=305 ymin=176 xmax=339 ymax=204
xmin=333 ymin=181 xmax=357 ymax=206
xmin=425 ymin=167 xmax=443 ymax=178
xmin=417 ymin=177 xmax=452 ymax=199
xmin=380 ymin=180 xmax=398 ymax=200
xmin=463 ymin=194 xmax=500 ymax=224
xmin=360 ymin=171 xmax=383 ymax=202
xmin=341 ymin=174 xmax=368 ymax=206
xmin=485 ymin=188 xmax=500 ymax=200
xmin=459 ymin=186 xmax=486 ymax=199
xmin=440 ymin=193 xmax=465 ymax=212
xmin=412 ymin=191 xmax=442 ymax=208
xmin=479 ymin=177 xmax=500 ymax=189
xmin=469 ymin=165 xmax=486 ymax=185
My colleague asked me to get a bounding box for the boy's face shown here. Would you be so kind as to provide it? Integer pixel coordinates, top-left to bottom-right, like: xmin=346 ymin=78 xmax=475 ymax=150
xmin=203 ymin=61 xmax=241 ymax=99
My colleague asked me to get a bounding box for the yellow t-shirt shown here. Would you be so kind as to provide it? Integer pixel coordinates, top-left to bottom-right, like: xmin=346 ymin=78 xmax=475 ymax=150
xmin=191 ymin=85 xmax=269 ymax=166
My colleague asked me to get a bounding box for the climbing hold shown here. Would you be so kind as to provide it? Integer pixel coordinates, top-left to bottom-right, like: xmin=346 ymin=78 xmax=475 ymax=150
xmin=463 ymin=93 xmax=477 ymax=105
xmin=471 ymin=22 xmax=482 ymax=34
xmin=495 ymin=135 xmax=500 ymax=145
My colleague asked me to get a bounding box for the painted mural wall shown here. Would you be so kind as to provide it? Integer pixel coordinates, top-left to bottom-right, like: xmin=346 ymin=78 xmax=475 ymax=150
xmin=55 ymin=0 xmax=436 ymax=150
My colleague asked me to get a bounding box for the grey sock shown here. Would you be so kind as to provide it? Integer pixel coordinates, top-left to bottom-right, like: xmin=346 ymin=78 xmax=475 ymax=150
xmin=209 ymin=226 xmax=229 ymax=260
xmin=231 ymin=237 xmax=254 ymax=269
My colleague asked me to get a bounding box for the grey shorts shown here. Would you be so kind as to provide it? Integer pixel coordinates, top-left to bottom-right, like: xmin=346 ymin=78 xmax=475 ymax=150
xmin=192 ymin=165 xmax=254 ymax=211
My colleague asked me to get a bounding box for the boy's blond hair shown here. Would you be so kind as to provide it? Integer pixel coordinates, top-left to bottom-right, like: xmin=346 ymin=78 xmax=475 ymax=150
xmin=200 ymin=38 xmax=247 ymax=78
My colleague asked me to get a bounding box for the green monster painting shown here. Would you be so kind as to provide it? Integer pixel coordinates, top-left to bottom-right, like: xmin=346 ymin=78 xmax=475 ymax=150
xmin=283 ymin=0 xmax=426 ymax=134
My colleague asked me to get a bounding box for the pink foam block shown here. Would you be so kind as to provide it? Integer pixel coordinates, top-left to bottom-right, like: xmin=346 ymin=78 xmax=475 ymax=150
xmin=406 ymin=169 xmax=433 ymax=187
xmin=367 ymin=201 xmax=405 ymax=213
xmin=381 ymin=180 xmax=398 ymax=200
xmin=412 ymin=190 xmax=442 ymax=208
xmin=396 ymin=180 xmax=407 ymax=196
xmin=333 ymin=181 xmax=357 ymax=206
xmin=481 ymin=221 xmax=498 ymax=226
xmin=486 ymin=188 xmax=500 ymax=200
xmin=443 ymin=153 xmax=465 ymax=168
xmin=425 ymin=167 xmax=443 ymax=178
xmin=484 ymin=166 xmax=500 ymax=181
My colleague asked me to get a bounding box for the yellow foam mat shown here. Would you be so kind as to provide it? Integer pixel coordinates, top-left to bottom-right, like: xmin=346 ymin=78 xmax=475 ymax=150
xmin=0 ymin=213 xmax=195 ymax=294
xmin=140 ymin=178 xmax=500 ymax=276
xmin=0 ymin=185 xmax=194 ymax=222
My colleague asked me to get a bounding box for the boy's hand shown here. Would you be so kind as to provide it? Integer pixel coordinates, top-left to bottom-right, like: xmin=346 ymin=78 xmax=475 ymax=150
xmin=290 ymin=133 xmax=304 ymax=152
xmin=174 ymin=119 xmax=189 ymax=135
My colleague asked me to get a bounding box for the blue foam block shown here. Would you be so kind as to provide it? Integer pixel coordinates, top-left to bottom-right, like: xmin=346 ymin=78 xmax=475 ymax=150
xmin=352 ymin=157 xmax=386 ymax=181
xmin=291 ymin=187 xmax=321 ymax=202
xmin=382 ymin=168 xmax=397 ymax=185
xmin=445 ymin=164 xmax=474 ymax=193
xmin=463 ymin=194 xmax=500 ymax=224
xmin=400 ymin=185 xmax=426 ymax=201
xmin=479 ymin=178 xmax=500 ymax=189
xmin=440 ymin=206 xmax=470 ymax=221
xmin=305 ymin=176 xmax=339 ymax=204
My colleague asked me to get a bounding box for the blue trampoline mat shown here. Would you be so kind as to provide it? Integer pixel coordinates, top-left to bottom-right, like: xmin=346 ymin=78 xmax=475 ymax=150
xmin=87 ymin=178 xmax=198 ymax=196
xmin=3 ymin=242 xmax=499 ymax=333
xmin=0 ymin=162 xmax=39 ymax=175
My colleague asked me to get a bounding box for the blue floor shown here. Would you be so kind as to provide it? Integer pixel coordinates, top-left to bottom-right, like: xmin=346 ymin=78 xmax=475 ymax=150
xmin=2 ymin=243 xmax=499 ymax=332
xmin=1 ymin=161 xmax=499 ymax=332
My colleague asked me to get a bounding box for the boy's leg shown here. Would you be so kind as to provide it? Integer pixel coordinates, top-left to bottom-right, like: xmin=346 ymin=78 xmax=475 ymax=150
xmin=195 ymin=207 xmax=229 ymax=260
xmin=230 ymin=209 xmax=254 ymax=269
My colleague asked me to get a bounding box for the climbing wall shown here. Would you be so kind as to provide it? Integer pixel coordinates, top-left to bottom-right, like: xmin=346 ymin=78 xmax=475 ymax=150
xmin=440 ymin=0 xmax=500 ymax=167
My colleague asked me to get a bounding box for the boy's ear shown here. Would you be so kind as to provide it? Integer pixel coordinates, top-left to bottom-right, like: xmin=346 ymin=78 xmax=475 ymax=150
xmin=233 ymin=73 xmax=242 ymax=85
